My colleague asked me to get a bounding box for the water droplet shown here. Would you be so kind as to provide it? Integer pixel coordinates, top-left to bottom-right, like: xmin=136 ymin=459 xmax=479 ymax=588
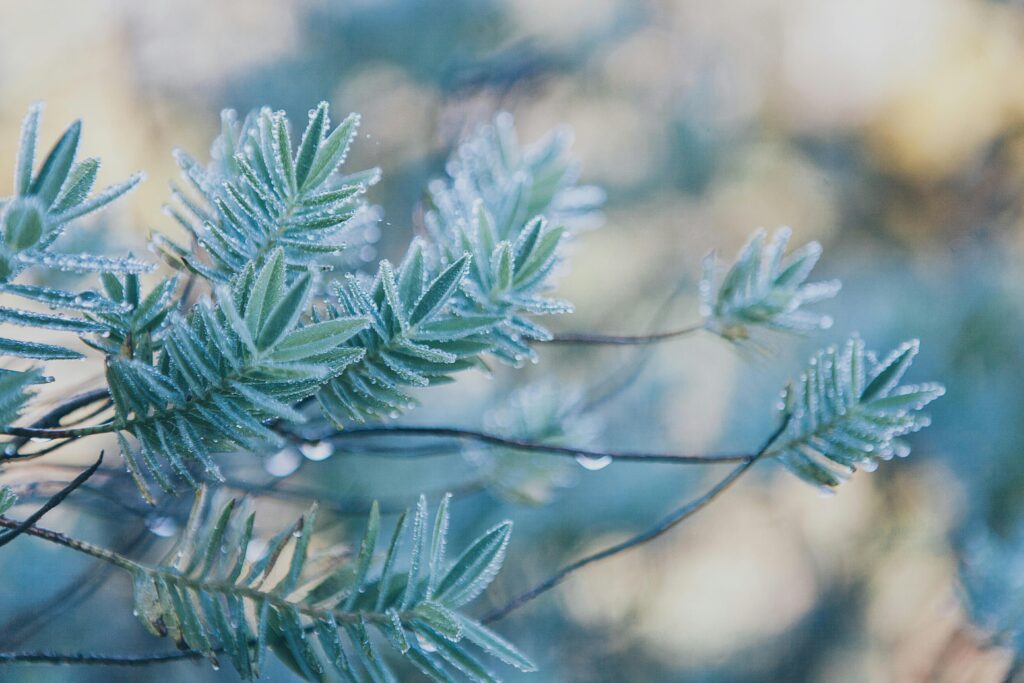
xmin=575 ymin=454 xmax=612 ymax=471
xmin=861 ymin=460 xmax=878 ymax=473
xmin=415 ymin=633 xmax=437 ymax=653
xmin=300 ymin=441 xmax=334 ymax=462
xmin=146 ymin=515 xmax=180 ymax=537
xmin=3 ymin=444 xmax=16 ymax=456
xmin=264 ymin=448 xmax=301 ymax=477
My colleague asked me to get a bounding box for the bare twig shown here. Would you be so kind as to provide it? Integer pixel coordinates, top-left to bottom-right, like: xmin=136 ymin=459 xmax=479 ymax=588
xmin=331 ymin=425 xmax=750 ymax=465
xmin=0 ymin=453 xmax=104 ymax=548
xmin=546 ymin=324 xmax=703 ymax=346
xmin=481 ymin=418 xmax=789 ymax=623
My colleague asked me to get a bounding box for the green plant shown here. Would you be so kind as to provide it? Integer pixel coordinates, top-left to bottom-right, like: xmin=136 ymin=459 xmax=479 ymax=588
xmin=0 ymin=103 xmax=943 ymax=681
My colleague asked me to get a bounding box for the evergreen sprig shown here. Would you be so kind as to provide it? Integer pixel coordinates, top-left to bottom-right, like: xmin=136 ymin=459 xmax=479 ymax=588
xmin=0 ymin=103 xmax=949 ymax=680
xmin=318 ymin=113 xmax=603 ymax=425
xmin=128 ymin=487 xmax=533 ymax=681
xmin=700 ymin=227 xmax=840 ymax=344
xmin=767 ymin=336 xmax=945 ymax=488
xmin=108 ymin=249 xmax=367 ymax=501
xmin=0 ymin=105 xmax=148 ymax=361
xmin=155 ymin=104 xmax=377 ymax=284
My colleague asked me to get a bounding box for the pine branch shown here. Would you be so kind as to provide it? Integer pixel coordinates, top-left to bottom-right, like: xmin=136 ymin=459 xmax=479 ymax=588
xmin=766 ymin=336 xmax=944 ymax=489
xmin=105 ymin=249 xmax=368 ymax=501
xmin=154 ymin=104 xmax=375 ymax=284
xmin=0 ymin=488 xmax=535 ymax=681
xmin=700 ymin=227 xmax=840 ymax=344
xmin=317 ymin=113 xmax=603 ymax=425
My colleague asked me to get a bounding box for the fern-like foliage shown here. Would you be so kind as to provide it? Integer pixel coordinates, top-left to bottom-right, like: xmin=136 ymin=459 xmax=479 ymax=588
xmin=107 ymin=249 xmax=367 ymax=501
xmin=700 ymin=227 xmax=840 ymax=344
xmin=0 ymin=105 xmax=148 ymax=361
xmin=317 ymin=250 xmax=499 ymax=423
xmin=422 ymin=113 xmax=603 ymax=365
xmin=317 ymin=114 xmax=601 ymax=425
xmin=129 ymin=488 xmax=533 ymax=681
xmin=767 ymin=336 xmax=945 ymax=488
xmin=82 ymin=273 xmax=179 ymax=361
xmin=0 ymin=366 xmax=43 ymax=425
xmin=432 ymin=111 xmax=604 ymax=234
xmin=155 ymin=104 xmax=376 ymax=284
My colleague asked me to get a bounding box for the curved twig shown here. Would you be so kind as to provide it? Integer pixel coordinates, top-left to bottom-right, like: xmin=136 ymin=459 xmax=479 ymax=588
xmin=481 ymin=418 xmax=790 ymax=623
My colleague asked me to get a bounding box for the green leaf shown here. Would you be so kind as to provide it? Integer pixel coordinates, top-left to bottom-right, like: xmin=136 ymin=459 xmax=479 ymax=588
xmin=255 ymin=272 xmax=312 ymax=350
xmin=302 ymin=112 xmax=359 ymax=192
xmin=51 ymin=157 xmax=99 ymax=214
xmin=15 ymin=104 xmax=42 ymax=197
xmin=30 ymin=119 xmax=81 ymax=206
xmin=0 ymin=336 xmax=82 ymax=360
xmin=0 ymin=486 xmax=17 ymax=515
xmin=456 ymin=617 xmax=537 ymax=672
xmin=413 ymin=601 xmax=462 ymax=641
xmin=409 ymin=256 xmax=470 ymax=326
xmin=272 ymin=317 xmax=368 ymax=362
xmin=434 ymin=521 xmax=512 ymax=608
xmin=294 ymin=102 xmax=328 ymax=188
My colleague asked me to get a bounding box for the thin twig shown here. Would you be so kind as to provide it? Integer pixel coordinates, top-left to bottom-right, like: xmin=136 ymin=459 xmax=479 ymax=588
xmin=332 ymin=425 xmax=750 ymax=465
xmin=2 ymin=388 xmax=111 ymax=460
xmin=481 ymin=417 xmax=790 ymax=623
xmin=0 ymin=525 xmax=153 ymax=647
xmin=546 ymin=323 xmax=703 ymax=346
xmin=0 ymin=453 xmax=104 ymax=548
xmin=0 ymin=650 xmax=205 ymax=666
xmin=579 ymin=276 xmax=692 ymax=411
xmin=1 ymin=423 xmax=115 ymax=440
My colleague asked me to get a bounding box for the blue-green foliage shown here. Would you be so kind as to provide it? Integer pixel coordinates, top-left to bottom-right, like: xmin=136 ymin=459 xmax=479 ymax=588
xmin=768 ymin=337 xmax=945 ymax=488
xmin=423 ymin=112 xmax=603 ymax=364
xmin=155 ymin=104 xmax=377 ymax=283
xmin=0 ymin=103 xmax=950 ymax=682
xmin=107 ymin=249 xmax=367 ymax=502
xmin=130 ymin=488 xmax=533 ymax=681
xmin=318 ymin=114 xmax=603 ymax=424
xmin=700 ymin=227 xmax=840 ymax=345
xmin=0 ymin=105 xmax=148 ymax=361
xmin=82 ymin=273 xmax=179 ymax=361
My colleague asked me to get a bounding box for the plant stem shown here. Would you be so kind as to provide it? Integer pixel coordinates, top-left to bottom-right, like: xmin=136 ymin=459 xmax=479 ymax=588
xmin=481 ymin=417 xmax=790 ymax=623
xmin=546 ymin=323 xmax=703 ymax=346
xmin=0 ymin=453 xmax=104 ymax=548
xmin=331 ymin=425 xmax=751 ymax=465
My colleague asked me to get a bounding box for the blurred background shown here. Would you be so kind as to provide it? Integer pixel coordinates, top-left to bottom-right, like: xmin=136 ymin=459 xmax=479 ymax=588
xmin=2 ymin=0 xmax=1024 ymax=680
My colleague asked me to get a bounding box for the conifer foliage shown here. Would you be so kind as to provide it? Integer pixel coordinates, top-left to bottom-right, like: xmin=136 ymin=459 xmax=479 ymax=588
xmin=0 ymin=102 xmax=944 ymax=681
